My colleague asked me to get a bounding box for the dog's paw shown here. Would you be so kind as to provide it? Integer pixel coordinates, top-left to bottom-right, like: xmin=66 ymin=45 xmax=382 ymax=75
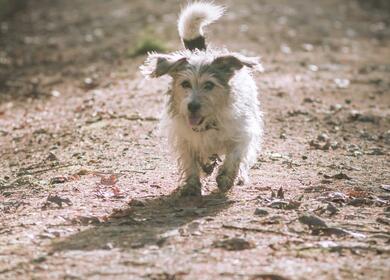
xmin=216 ymin=173 xmax=234 ymax=192
xmin=179 ymin=181 xmax=202 ymax=197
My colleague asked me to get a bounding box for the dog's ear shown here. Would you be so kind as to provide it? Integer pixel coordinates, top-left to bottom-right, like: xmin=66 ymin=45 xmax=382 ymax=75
xmin=141 ymin=53 xmax=188 ymax=78
xmin=211 ymin=54 xmax=263 ymax=80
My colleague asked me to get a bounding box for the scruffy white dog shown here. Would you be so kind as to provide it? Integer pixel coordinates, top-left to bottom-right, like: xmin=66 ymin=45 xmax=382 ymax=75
xmin=141 ymin=2 xmax=263 ymax=196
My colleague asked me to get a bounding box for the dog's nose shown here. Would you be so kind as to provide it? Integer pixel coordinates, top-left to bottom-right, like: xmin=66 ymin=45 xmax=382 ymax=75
xmin=187 ymin=101 xmax=201 ymax=113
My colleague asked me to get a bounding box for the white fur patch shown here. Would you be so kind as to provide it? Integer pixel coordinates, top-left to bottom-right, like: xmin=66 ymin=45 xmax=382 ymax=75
xmin=177 ymin=2 xmax=225 ymax=40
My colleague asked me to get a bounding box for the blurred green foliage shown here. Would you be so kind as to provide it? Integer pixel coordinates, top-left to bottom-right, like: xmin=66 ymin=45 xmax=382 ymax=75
xmin=128 ymin=35 xmax=168 ymax=57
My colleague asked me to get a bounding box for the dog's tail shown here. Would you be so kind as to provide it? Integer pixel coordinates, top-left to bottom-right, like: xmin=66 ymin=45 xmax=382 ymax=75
xmin=178 ymin=2 xmax=225 ymax=51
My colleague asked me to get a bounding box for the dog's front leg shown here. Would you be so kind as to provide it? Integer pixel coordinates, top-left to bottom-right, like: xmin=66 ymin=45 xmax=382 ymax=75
xmin=216 ymin=146 xmax=243 ymax=192
xmin=179 ymin=147 xmax=202 ymax=196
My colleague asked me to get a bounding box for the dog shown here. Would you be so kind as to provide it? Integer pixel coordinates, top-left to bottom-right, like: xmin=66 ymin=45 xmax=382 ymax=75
xmin=141 ymin=2 xmax=263 ymax=196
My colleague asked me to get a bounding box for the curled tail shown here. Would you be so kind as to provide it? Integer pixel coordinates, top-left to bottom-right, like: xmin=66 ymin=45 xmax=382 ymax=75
xmin=177 ymin=2 xmax=225 ymax=51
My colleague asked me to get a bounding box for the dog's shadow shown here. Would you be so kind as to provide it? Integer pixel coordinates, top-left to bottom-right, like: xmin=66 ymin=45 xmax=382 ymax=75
xmin=52 ymin=190 xmax=231 ymax=251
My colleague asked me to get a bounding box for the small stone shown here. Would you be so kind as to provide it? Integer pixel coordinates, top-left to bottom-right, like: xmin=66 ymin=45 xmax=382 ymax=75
xmin=103 ymin=242 xmax=114 ymax=250
xmin=381 ymin=185 xmax=390 ymax=192
xmin=309 ymin=139 xmax=330 ymax=151
xmin=254 ymin=208 xmax=269 ymax=216
xmin=267 ymin=200 xmax=288 ymax=209
xmin=303 ymin=97 xmax=315 ymax=103
xmin=72 ymin=215 xmax=101 ymax=225
xmin=322 ymin=192 xmax=348 ymax=204
xmin=269 ymin=152 xmax=282 ymax=160
xmin=348 ymin=198 xmax=373 ymax=206
xmin=83 ymin=77 xmax=98 ymax=90
xmin=299 ymin=214 xmax=327 ymax=229
xmin=213 ymin=238 xmax=254 ymax=251
xmin=267 ymin=199 xmax=300 ymax=210
xmin=326 ymin=203 xmax=339 ymax=215
xmin=334 ymin=78 xmax=350 ymax=89
xmin=330 ymin=104 xmax=343 ymax=111
xmin=308 ymin=64 xmax=319 ymax=72
xmin=50 ymin=176 xmax=68 ymax=184
xmin=47 ymin=152 xmax=58 ymax=161
xmin=32 ymin=255 xmax=47 ymax=264
xmin=51 ymin=90 xmax=61 ymax=97
xmin=349 ymin=110 xmax=361 ymax=120
xmin=317 ymin=133 xmax=329 ymax=142
xmin=280 ymin=44 xmax=291 ymax=54
xmin=330 ymin=141 xmax=339 ymax=150
xmin=366 ymin=147 xmax=385 ymax=156
xmin=376 ymin=217 xmax=390 ymax=225
xmin=324 ymin=172 xmax=351 ymax=180
xmin=302 ymin=43 xmax=314 ymax=52
xmin=76 ymin=168 xmax=91 ymax=175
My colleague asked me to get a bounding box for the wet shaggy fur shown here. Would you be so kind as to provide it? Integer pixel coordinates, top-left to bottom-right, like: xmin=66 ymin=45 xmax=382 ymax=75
xmin=140 ymin=2 xmax=263 ymax=196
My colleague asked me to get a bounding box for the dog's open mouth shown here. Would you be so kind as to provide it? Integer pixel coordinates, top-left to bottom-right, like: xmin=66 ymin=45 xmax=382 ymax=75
xmin=188 ymin=115 xmax=205 ymax=127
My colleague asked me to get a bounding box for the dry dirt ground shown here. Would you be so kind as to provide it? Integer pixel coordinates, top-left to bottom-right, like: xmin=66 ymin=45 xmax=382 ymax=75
xmin=0 ymin=0 xmax=389 ymax=279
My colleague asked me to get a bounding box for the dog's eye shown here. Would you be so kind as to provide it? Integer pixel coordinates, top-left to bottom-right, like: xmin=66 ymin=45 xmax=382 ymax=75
xmin=204 ymin=81 xmax=215 ymax=91
xmin=181 ymin=80 xmax=192 ymax=89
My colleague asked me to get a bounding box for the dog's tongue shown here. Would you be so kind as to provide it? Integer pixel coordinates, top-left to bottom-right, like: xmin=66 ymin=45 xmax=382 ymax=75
xmin=189 ymin=115 xmax=202 ymax=126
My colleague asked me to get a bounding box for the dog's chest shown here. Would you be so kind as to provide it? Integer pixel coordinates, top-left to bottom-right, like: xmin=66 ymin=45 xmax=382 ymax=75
xmin=186 ymin=129 xmax=228 ymax=157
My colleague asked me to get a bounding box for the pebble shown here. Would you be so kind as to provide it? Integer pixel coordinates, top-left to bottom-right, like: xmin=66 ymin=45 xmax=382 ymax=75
xmin=302 ymin=43 xmax=314 ymax=52
xmin=334 ymin=78 xmax=350 ymax=89
xmin=280 ymin=44 xmax=291 ymax=54
xmin=317 ymin=133 xmax=329 ymax=142
xmin=51 ymin=90 xmax=61 ymax=97
xmin=299 ymin=214 xmax=328 ymax=229
xmin=254 ymin=208 xmax=269 ymax=216
xmin=380 ymin=185 xmax=390 ymax=192
xmin=47 ymin=151 xmax=58 ymax=161
xmin=213 ymin=238 xmax=254 ymax=251
xmin=308 ymin=64 xmax=319 ymax=72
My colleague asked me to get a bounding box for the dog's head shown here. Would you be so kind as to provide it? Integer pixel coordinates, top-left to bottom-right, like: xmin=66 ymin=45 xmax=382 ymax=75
xmin=141 ymin=50 xmax=262 ymax=130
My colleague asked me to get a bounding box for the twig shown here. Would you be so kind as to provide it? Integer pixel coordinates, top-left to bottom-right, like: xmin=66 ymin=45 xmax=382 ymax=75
xmin=17 ymin=163 xmax=77 ymax=175
xmin=222 ymin=224 xmax=293 ymax=236
xmin=339 ymin=227 xmax=390 ymax=235
xmin=298 ymin=245 xmax=390 ymax=254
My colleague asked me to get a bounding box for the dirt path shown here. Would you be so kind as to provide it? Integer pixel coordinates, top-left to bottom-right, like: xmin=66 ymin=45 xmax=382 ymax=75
xmin=0 ymin=0 xmax=389 ymax=279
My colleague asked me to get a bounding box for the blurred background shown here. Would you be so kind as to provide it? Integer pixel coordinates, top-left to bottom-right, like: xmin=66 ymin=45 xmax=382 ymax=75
xmin=0 ymin=0 xmax=389 ymax=101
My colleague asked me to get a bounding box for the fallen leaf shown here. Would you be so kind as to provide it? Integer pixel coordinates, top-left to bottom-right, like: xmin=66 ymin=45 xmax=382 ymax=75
xmin=111 ymin=185 xmax=124 ymax=198
xmin=100 ymin=174 xmax=117 ymax=185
